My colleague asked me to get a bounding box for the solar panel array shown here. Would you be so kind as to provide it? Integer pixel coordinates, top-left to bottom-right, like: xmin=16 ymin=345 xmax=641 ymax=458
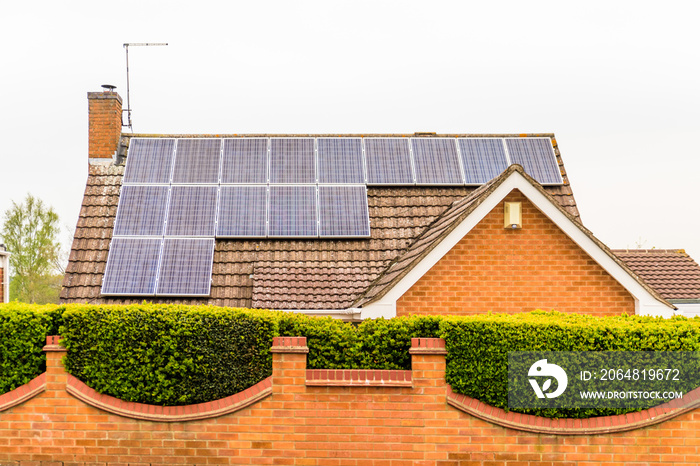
xmin=121 ymin=136 xmax=561 ymax=186
xmin=103 ymin=135 xmax=562 ymax=296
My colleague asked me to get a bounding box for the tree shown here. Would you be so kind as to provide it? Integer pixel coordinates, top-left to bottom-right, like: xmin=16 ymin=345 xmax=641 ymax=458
xmin=0 ymin=194 xmax=63 ymax=304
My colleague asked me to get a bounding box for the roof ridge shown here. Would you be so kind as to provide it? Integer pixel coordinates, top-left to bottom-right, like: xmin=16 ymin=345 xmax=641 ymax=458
xmin=613 ymin=249 xmax=688 ymax=255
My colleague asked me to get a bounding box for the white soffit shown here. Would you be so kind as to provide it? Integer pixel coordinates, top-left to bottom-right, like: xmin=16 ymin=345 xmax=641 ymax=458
xmin=363 ymin=170 xmax=674 ymax=318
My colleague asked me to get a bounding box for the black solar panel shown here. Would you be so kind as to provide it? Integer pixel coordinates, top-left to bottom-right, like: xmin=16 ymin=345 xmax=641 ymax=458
xmin=458 ymin=138 xmax=510 ymax=184
xmin=318 ymin=186 xmax=370 ymax=237
xmin=172 ymin=139 xmax=222 ymax=184
xmin=269 ymin=138 xmax=316 ymax=184
xmin=505 ymin=138 xmax=563 ymax=185
xmin=113 ymin=185 xmax=169 ymax=236
xmin=411 ymin=138 xmax=463 ymax=185
xmin=364 ymin=138 xmax=414 ymax=185
xmin=101 ymin=238 xmax=162 ymax=295
xmin=156 ymin=238 xmax=214 ymax=296
xmin=165 ymin=186 xmax=218 ymax=236
xmin=217 ymin=186 xmax=268 ymax=237
xmin=317 ymin=138 xmax=365 ymax=184
xmin=221 ymin=138 xmax=268 ymax=184
xmin=268 ymin=186 xmax=318 ymax=237
xmin=123 ymin=138 xmax=175 ymax=184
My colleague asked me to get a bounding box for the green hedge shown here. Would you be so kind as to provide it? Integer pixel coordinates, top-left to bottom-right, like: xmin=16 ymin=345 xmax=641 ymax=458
xmin=60 ymin=304 xmax=278 ymax=405
xmin=0 ymin=302 xmax=62 ymax=393
xmin=2 ymin=303 xmax=700 ymax=419
xmin=278 ymin=313 xmax=441 ymax=369
xmin=441 ymin=311 xmax=700 ymax=418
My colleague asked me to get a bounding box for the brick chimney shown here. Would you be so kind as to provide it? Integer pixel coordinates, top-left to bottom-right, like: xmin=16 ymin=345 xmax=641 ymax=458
xmin=88 ymin=87 xmax=123 ymax=160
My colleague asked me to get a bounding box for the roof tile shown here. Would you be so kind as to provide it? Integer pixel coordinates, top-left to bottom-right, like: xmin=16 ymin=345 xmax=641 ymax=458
xmin=614 ymin=249 xmax=700 ymax=300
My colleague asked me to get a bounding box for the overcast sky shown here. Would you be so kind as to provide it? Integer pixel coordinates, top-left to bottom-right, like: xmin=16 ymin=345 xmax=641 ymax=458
xmin=2 ymin=1 xmax=699 ymax=263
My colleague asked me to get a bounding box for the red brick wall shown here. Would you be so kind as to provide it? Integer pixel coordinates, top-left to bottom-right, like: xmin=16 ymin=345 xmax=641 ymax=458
xmin=88 ymin=91 xmax=122 ymax=159
xmin=1 ymin=338 xmax=699 ymax=465
xmin=398 ymin=190 xmax=636 ymax=317
xmin=0 ymin=266 xmax=4 ymax=302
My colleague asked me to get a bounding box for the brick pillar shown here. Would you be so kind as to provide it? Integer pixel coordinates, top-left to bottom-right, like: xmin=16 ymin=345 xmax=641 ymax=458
xmin=270 ymin=337 xmax=308 ymax=394
xmin=42 ymin=335 xmax=67 ymax=392
xmin=88 ymin=89 xmax=123 ymax=160
xmin=410 ymin=338 xmax=448 ymax=395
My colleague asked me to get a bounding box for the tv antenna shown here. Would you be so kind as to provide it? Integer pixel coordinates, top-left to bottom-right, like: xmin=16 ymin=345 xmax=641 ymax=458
xmin=123 ymin=42 xmax=168 ymax=131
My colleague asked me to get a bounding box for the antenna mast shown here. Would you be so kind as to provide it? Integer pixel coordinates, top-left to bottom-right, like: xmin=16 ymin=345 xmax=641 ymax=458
xmin=123 ymin=42 xmax=168 ymax=131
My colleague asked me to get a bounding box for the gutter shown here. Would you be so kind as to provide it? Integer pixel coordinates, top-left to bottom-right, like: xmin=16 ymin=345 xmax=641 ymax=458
xmin=279 ymin=308 xmax=363 ymax=322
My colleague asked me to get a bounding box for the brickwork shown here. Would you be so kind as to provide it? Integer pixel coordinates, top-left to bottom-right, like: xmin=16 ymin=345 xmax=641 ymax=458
xmin=0 ymin=266 xmax=4 ymax=303
xmin=2 ymin=337 xmax=700 ymax=464
xmin=88 ymin=91 xmax=122 ymax=159
xmin=398 ymin=190 xmax=636 ymax=317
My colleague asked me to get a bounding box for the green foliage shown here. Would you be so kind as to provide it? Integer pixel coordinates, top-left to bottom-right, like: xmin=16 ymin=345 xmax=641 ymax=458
xmin=0 ymin=302 xmax=61 ymax=393
xmin=1 ymin=194 xmax=63 ymax=303
xmin=440 ymin=311 xmax=700 ymax=418
xmin=278 ymin=314 xmax=441 ymax=369
xmin=2 ymin=302 xmax=699 ymax=421
xmin=60 ymin=304 xmax=278 ymax=405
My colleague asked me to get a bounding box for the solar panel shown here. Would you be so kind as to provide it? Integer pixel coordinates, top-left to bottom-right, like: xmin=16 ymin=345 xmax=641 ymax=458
xmin=217 ymin=186 xmax=268 ymax=237
xmin=165 ymin=186 xmax=218 ymax=236
xmin=317 ymin=138 xmax=365 ymax=184
xmin=411 ymin=138 xmax=463 ymax=185
xmin=269 ymin=138 xmax=316 ymax=184
xmin=156 ymin=238 xmax=214 ymax=296
xmin=101 ymin=238 xmax=162 ymax=295
xmin=458 ymin=138 xmax=510 ymax=184
xmin=268 ymin=186 xmax=317 ymax=237
xmin=364 ymin=138 xmax=414 ymax=185
xmin=505 ymin=138 xmax=563 ymax=185
xmin=221 ymin=138 xmax=269 ymax=184
xmin=318 ymin=186 xmax=370 ymax=237
xmin=113 ymin=186 xmax=169 ymax=236
xmin=123 ymin=138 xmax=175 ymax=184
xmin=172 ymin=139 xmax=222 ymax=184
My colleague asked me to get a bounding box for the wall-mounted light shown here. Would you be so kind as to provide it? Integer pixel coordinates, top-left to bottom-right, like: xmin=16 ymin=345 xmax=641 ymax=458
xmin=504 ymin=202 xmax=522 ymax=229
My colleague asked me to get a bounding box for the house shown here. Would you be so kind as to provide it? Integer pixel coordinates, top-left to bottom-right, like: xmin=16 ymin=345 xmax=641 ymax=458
xmin=61 ymin=88 xmax=699 ymax=320
xmin=0 ymin=244 xmax=9 ymax=303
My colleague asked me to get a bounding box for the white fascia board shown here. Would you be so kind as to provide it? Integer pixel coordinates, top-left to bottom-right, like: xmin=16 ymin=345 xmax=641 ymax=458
xmin=360 ymin=301 xmax=396 ymax=320
xmin=280 ymin=308 xmax=363 ymax=322
xmin=368 ymin=171 xmax=672 ymax=318
xmin=674 ymin=303 xmax=700 ymax=318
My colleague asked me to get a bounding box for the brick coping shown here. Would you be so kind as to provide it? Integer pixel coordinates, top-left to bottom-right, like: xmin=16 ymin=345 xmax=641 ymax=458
xmin=0 ymin=373 xmax=46 ymax=412
xmin=66 ymin=375 xmax=272 ymax=422
xmin=447 ymin=385 xmax=700 ymax=435
xmin=306 ymin=369 xmax=412 ymax=387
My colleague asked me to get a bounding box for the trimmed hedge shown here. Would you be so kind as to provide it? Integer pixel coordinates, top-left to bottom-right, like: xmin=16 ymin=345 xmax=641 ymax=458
xmin=60 ymin=304 xmax=278 ymax=405
xmin=278 ymin=313 xmax=441 ymax=369
xmin=0 ymin=302 xmax=62 ymax=394
xmin=441 ymin=311 xmax=700 ymax=418
xmin=2 ymin=303 xmax=700 ymax=419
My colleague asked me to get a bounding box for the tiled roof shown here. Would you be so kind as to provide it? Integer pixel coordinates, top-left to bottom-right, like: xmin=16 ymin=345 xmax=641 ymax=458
xmin=613 ymin=249 xmax=700 ymax=301
xmin=61 ymin=134 xmax=581 ymax=309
